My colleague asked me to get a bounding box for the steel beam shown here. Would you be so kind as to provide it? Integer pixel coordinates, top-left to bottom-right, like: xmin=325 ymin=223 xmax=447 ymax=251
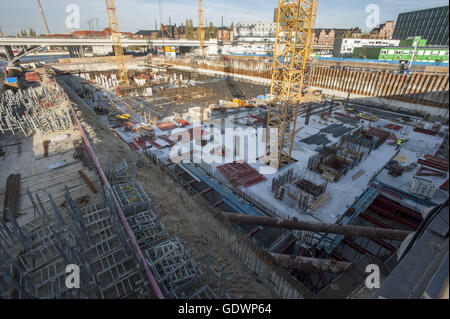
xmin=221 ymin=213 xmax=412 ymax=241
xmin=271 ymin=253 xmax=352 ymax=274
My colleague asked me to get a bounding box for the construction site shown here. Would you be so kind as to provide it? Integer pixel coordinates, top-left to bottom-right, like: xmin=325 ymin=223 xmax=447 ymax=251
xmin=0 ymin=0 xmax=449 ymax=300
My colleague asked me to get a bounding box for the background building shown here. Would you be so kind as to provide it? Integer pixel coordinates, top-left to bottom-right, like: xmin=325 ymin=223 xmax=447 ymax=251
xmin=392 ymin=5 xmax=449 ymax=45
xmin=370 ymin=21 xmax=395 ymax=39
xmin=312 ymin=28 xmax=362 ymax=46
xmin=233 ymin=22 xmax=276 ymax=43
xmin=333 ymin=38 xmax=400 ymax=57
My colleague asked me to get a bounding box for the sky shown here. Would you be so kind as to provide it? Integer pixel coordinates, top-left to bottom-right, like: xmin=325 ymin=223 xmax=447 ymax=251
xmin=0 ymin=0 xmax=448 ymax=35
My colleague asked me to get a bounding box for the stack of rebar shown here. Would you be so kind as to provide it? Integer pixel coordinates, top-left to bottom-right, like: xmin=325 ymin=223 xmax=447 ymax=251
xmin=0 ymin=85 xmax=74 ymax=137
xmin=271 ymin=168 xmax=295 ymax=193
xmin=2 ymin=174 xmax=20 ymax=221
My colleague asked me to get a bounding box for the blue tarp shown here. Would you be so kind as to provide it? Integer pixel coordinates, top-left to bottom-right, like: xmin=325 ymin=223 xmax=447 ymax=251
xmin=5 ymin=77 xmax=17 ymax=84
xmin=316 ymin=56 xmax=449 ymax=66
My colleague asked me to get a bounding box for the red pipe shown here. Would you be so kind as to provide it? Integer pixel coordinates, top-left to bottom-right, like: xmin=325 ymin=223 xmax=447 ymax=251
xmin=276 ymin=238 xmax=296 ymax=254
xmin=63 ymin=90 xmax=165 ymax=299
xmin=368 ymin=237 xmax=397 ymax=252
xmin=200 ymin=187 xmax=213 ymax=195
xmin=342 ymin=238 xmax=376 ymax=257
xmin=288 ymin=247 xmax=306 ymax=274
xmin=308 ymin=248 xmax=329 ymax=286
xmin=330 ymin=251 xmax=349 ymax=262
xmin=246 ymin=228 xmax=260 ymax=237
xmin=370 ymin=205 xmax=418 ymax=230
xmin=375 ymin=196 xmax=422 ymax=221
xmin=359 ymin=213 xmax=393 ymax=229
xmin=212 ymin=200 xmax=224 ymax=208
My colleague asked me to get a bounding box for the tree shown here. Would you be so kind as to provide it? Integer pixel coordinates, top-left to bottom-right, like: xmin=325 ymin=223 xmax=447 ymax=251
xmin=188 ymin=19 xmax=194 ymax=40
xmin=187 ymin=18 xmax=195 ymax=40
xmin=29 ymin=28 xmax=37 ymax=37
xmin=206 ymin=22 xmax=214 ymax=41
xmin=21 ymin=30 xmax=28 ymax=37
xmin=185 ymin=19 xmax=190 ymax=39
xmin=230 ymin=22 xmax=234 ymax=32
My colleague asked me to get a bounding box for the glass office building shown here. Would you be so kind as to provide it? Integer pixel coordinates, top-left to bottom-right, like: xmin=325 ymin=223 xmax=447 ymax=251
xmin=392 ymin=6 xmax=449 ymax=46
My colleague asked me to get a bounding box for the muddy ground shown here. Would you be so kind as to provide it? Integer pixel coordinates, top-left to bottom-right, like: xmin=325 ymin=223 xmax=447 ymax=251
xmin=65 ymin=77 xmax=276 ymax=299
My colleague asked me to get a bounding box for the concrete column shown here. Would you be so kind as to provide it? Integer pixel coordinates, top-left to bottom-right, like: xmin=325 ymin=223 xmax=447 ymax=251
xmin=68 ymin=47 xmax=75 ymax=58
xmin=4 ymin=45 xmax=14 ymax=62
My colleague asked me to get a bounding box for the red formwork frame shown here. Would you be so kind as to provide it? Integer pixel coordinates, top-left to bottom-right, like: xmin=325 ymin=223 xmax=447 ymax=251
xmin=63 ymin=91 xmax=165 ymax=299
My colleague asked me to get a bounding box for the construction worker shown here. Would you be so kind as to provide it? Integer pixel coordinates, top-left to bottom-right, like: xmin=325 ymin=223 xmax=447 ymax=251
xmin=359 ymin=112 xmax=363 ymax=118
xmin=396 ymin=139 xmax=403 ymax=150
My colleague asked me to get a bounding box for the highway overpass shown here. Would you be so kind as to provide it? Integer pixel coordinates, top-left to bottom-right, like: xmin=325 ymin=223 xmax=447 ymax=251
xmin=0 ymin=37 xmax=218 ymax=64
xmin=0 ymin=37 xmax=216 ymax=48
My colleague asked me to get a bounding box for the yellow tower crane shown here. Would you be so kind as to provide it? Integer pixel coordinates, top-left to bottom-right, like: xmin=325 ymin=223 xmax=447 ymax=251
xmin=265 ymin=0 xmax=318 ymax=169
xmin=105 ymin=0 xmax=129 ymax=85
xmin=197 ymin=0 xmax=205 ymax=56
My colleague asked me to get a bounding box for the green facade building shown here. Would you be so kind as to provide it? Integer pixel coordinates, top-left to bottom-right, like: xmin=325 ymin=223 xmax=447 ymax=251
xmin=353 ymin=37 xmax=449 ymax=63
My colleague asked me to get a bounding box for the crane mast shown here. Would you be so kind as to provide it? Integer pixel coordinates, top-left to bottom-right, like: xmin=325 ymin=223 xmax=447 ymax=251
xmin=197 ymin=0 xmax=205 ymax=56
xmin=105 ymin=0 xmax=129 ymax=85
xmin=265 ymin=0 xmax=318 ymax=169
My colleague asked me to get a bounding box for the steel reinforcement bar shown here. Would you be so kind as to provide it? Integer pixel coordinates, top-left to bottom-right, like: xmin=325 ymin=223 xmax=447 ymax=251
xmin=59 ymin=80 xmax=165 ymax=299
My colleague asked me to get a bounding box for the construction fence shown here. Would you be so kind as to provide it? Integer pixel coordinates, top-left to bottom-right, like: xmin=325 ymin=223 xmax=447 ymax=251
xmin=159 ymin=56 xmax=448 ymax=108
xmin=310 ymin=67 xmax=449 ymax=108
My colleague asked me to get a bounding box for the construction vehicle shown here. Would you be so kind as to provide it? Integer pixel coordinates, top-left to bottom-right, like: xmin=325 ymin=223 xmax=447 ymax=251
xmin=115 ymin=113 xmax=131 ymax=121
xmin=93 ymin=105 xmax=110 ymax=115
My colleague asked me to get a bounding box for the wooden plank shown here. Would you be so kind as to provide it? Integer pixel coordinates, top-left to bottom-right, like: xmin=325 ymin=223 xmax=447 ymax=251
xmin=417 ymin=74 xmax=433 ymax=102
xmin=424 ymin=75 xmax=438 ymax=103
xmin=344 ymin=70 xmax=353 ymax=92
xmin=412 ymin=73 xmax=427 ymax=101
xmin=78 ymin=170 xmax=98 ymax=194
xmin=338 ymin=70 xmax=347 ymax=91
xmin=393 ymin=73 xmax=407 ymax=97
xmin=328 ymin=68 xmax=335 ymax=90
xmin=387 ymin=74 xmax=401 ymax=98
xmin=375 ymin=71 xmax=387 ymax=96
xmin=310 ymin=193 xmax=330 ymax=211
xmin=356 ymin=72 xmax=367 ymax=95
xmin=350 ymin=70 xmax=361 ymax=94
xmin=333 ymin=68 xmax=342 ymax=90
xmin=368 ymin=71 xmax=380 ymax=96
xmin=405 ymin=73 xmax=420 ymax=98
xmin=319 ymin=68 xmax=325 ymax=88
xmin=365 ymin=72 xmax=376 ymax=96
xmin=381 ymin=72 xmax=393 ymax=97
xmin=352 ymin=170 xmax=365 ymax=181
